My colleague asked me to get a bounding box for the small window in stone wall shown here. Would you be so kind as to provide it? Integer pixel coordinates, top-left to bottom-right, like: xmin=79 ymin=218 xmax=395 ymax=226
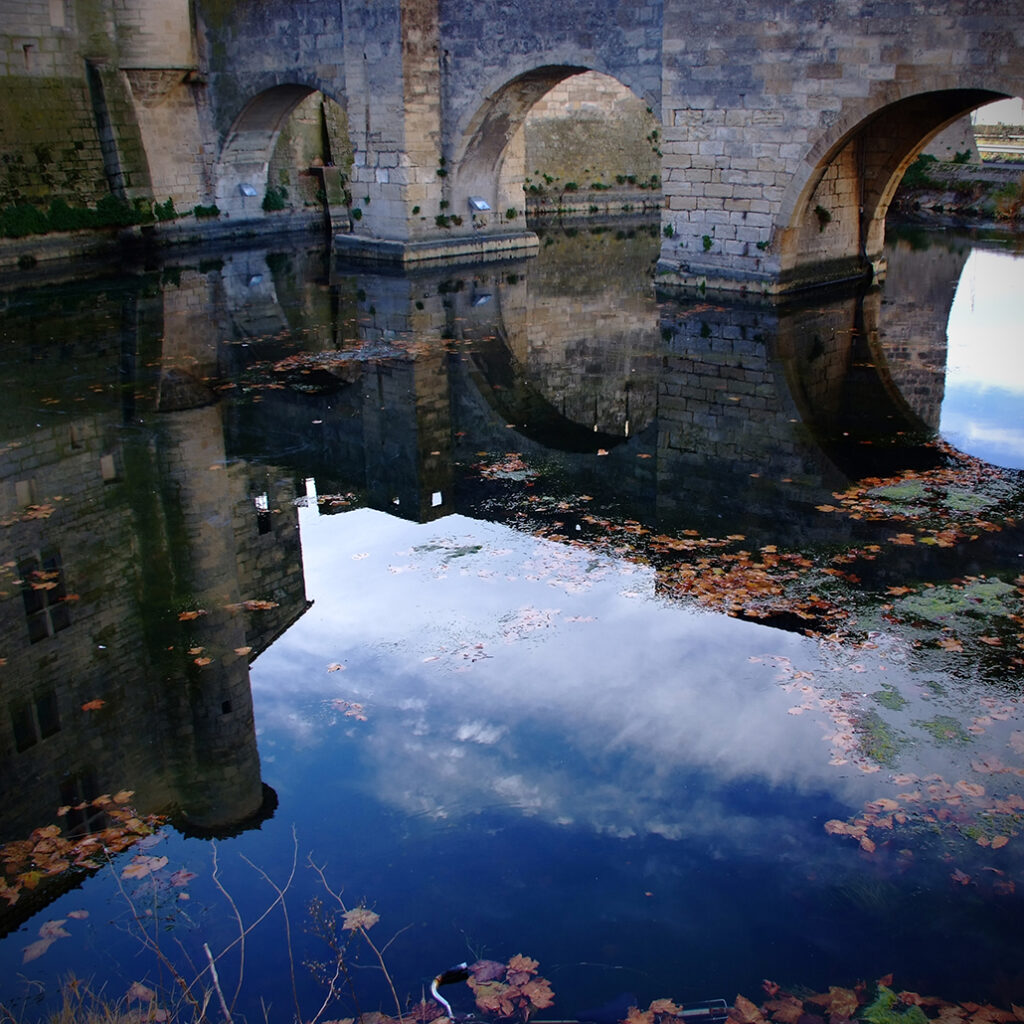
xmin=10 ymin=688 xmax=61 ymax=752
xmin=19 ymin=549 xmax=72 ymax=643
xmin=254 ymin=492 xmax=272 ymax=535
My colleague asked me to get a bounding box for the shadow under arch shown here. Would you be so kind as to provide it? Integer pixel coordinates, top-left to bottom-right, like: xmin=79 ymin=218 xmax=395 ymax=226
xmin=214 ymin=84 xmax=347 ymax=220
xmin=450 ymin=65 xmax=662 ymax=222
xmin=775 ymin=87 xmax=1008 ymax=291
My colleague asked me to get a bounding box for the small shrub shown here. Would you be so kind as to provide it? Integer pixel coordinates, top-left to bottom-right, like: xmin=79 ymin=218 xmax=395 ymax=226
xmin=814 ymin=203 xmax=832 ymax=231
xmin=505 ymin=207 xmax=518 ymax=219
xmin=993 ymin=174 xmax=1024 ymax=220
xmin=193 ymin=203 xmax=220 ymax=218
xmin=435 ymin=214 xmax=451 ymax=228
xmin=564 ymin=182 xmax=578 ymax=192
xmin=0 ymin=203 xmax=49 ymax=237
xmin=900 ymin=153 xmax=940 ymax=189
xmin=154 ymin=197 xmax=177 ymax=222
xmin=262 ymin=186 xmax=287 ymax=212
xmin=702 ymin=234 xmax=712 ymax=251
xmin=98 ymin=194 xmax=139 ymax=226
xmin=663 ymin=223 xmax=674 ymax=238
xmin=47 ymin=198 xmax=96 ymax=231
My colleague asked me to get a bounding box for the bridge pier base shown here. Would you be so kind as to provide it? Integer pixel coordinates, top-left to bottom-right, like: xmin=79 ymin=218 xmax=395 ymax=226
xmin=655 ymin=254 xmax=877 ymax=298
xmin=334 ymin=229 xmax=539 ymax=266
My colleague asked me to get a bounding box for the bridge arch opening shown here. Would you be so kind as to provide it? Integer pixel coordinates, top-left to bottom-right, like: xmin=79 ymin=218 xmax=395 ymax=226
xmin=450 ymin=66 xmax=662 ymax=228
xmin=777 ymin=88 xmax=1009 ymax=289
xmin=214 ymin=85 xmax=351 ymax=221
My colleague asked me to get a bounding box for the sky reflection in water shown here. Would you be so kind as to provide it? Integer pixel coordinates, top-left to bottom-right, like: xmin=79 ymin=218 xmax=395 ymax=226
xmin=1 ymin=225 xmax=1023 ymax=1018
xmin=944 ymin=247 xmax=1024 ymax=468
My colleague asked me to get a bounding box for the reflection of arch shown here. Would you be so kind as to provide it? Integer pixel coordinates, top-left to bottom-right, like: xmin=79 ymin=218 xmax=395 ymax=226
xmin=465 ymin=332 xmax=629 ymax=454
xmin=451 ymin=65 xmax=662 ymax=222
xmin=777 ymin=88 xmax=1007 ymax=289
xmin=215 ymin=85 xmax=348 ymax=219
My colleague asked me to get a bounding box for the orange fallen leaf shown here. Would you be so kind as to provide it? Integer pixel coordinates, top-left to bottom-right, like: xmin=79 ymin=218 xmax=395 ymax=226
xmin=81 ymin=699 xmax=105 ymax=711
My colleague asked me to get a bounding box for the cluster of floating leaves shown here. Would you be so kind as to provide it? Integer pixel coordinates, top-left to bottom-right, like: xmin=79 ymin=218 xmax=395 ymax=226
xmin=470 ymin=445 xmax=1022 ymax=656
xmin=0 ymin=792 xmax=165 ymax=907
xmin=466 ymin=955 xmax=556 ymax=1022
xmin=726 ymin=977 xmax=1024 ymax=1024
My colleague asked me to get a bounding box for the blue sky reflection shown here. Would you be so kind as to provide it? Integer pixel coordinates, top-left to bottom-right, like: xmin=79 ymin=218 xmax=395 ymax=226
xmin=944 ymin=248 xmax=1024 ymax=468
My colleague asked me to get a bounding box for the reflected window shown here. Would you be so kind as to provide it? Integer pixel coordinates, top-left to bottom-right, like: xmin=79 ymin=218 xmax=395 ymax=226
xmin=9 ymin=688 xmax=61 ymax=752
xmin=254 ymin=492 xmax=272 ymax=535
xmin=59 ymin=767 xmax=104 ymax=835
xmin=19 ymin=549 xmax=71 ymax=642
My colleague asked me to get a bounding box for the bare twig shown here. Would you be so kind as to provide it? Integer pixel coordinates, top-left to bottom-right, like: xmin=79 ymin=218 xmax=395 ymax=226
xmin=308 ymin=854 xmax=405 ymax=1023
xmin=211 ymin=841 xmax=247 ymax=1010
xmin=239 ymin=825 xmax=301 ymax=1024
xmin=106 ymin=855 xmax=203 ymax=1016
xmin=204 ymin=942 xmax=233 ymax=1024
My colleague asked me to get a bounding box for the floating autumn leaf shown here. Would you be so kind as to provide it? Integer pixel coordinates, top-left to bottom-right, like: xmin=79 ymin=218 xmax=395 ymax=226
xmin=121 ymin=854 xmax=168 ymax=880
xmin=177 ymin=609 xmax=207 ymax=621
xmin=341 ymin=906 xmax=379 ymax=931
xmin=327 ymin=662 xmax=346 ymax=672
xmin=225 ymin=598 xmax=280 ymax=612
xmin=23 ymin=937 xmax=56 ymax=963
xmin=650 ymin=1000 xmax=684 ymax=1016
xmin=729 ymin=994 xmax=766 ymax=1024
xmin=194 ymin=656 xmax=212 ymax=666
xmin=234 ymin=646 xmax=253 ymax=656
xmin=81 ymin=699 xmax=105 ymax=711
xmin=951 ymin=868 xmax=971 ymax=885
xmin=470 ymin=960 xmax=508 ymax=982
xmin=38 ymin=918 xmax=71 ymax=939
xmin=169 ymin=868 xmax=197 ymax=886
xmin=127 ymin=982 xmax=157 ymax=1003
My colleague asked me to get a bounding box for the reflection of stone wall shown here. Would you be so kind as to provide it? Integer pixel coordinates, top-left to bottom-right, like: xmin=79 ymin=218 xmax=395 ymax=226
xmin=0 ymin=272 xmax=320 ymax=853
xmin=874 ymin=235 xmax=965 ymax=430
xmin=514 ymin=228 xmax=662 ymax=436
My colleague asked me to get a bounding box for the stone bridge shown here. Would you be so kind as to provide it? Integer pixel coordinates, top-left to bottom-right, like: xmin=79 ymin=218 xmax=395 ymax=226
xmin=2 ymin=0 xmax=1022 ymax=292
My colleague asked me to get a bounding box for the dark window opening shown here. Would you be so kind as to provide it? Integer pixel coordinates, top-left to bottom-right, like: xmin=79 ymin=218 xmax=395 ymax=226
xmin=254 ymin=492 xmax=272 ymax=535
xmin=59 ymin=767 xmax=104 ymax=835
xmin=19 ymin=549 xmax=71 ymax=643
xmin=221 ymin=699 xmax=233 ymax=715
xmin=9 ymin=688 xmax=61 ymax=751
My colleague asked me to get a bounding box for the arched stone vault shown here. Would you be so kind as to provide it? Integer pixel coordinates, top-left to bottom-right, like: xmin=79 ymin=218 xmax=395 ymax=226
xmin=214 ymin=85 xmax=340 ymax=220
xmin=774 ymin=89 xmax=1008 ymax=292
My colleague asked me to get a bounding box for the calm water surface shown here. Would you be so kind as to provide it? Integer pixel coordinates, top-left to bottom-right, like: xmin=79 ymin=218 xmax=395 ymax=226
xmin=1 ymin=222 xmax=1023 ymax=1019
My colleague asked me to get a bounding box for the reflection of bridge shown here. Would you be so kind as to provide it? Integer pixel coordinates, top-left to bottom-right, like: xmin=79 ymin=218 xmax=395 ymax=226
xmin=5 ymin=0 xmax=1021 ymax=292
xmin=0 ymin=226 xmax=978 ymax=932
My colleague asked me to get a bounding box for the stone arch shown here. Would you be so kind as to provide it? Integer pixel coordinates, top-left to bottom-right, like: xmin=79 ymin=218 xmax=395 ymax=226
xmin=449 ymin=65 xmax=662 ymax=228
xmin=214 ymin=84 xmax=349 ymax=220
xmin=776 ymin=87 xmax=1008 ymax=290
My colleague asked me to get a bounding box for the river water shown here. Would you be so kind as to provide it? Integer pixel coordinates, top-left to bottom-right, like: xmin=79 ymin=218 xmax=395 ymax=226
xmin=0 ymin=221 xmax=1023 ymax=1020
